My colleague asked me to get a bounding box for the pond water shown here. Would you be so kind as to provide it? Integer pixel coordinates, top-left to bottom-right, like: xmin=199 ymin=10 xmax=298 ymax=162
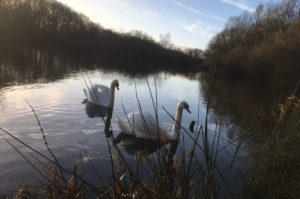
xmin=0 ymin=53 xmax=268 ymax=197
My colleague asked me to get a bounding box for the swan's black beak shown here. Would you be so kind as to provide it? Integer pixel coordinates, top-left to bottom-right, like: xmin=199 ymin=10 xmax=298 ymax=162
xmin=186 ymin=107 xmax=191 ymax=113
xmin=116 ymin=85 xmax=119 ymax=90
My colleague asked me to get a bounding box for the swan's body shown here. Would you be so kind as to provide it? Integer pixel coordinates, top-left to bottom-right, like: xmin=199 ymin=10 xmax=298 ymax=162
xmin=83 ymin=80 xmax=119 ymax=108
xmin=116 ymin=101 xmax=191 ymax=141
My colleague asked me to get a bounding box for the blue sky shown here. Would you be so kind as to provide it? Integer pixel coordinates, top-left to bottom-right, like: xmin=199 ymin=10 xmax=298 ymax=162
xmin=58 ymin=0 xmax=275 ymax=49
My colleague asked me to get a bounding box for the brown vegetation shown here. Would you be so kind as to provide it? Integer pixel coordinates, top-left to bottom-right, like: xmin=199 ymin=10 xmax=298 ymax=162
xmin=205 ymin=0 xmax=300 ymax=91
xmin=240 ymin=93 xmax=300 ymax=199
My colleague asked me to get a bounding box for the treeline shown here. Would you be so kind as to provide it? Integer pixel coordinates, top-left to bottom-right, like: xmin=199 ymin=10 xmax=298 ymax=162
xmin=205 ymin=0 xmax=300 ymax=90
xmin=0 ymin=0 xmax=199 ymax=71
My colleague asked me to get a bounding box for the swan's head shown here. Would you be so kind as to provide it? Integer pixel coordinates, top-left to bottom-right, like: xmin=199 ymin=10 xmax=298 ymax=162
xmin=112 ymin=79 xmax=119 ymax=90
xmin=179 ymin=101 xmax=191 ymax=113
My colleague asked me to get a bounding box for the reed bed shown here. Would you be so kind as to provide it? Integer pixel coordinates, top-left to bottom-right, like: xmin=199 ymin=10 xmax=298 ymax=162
xmin=238 ymin=83 xmax=300 ymax=199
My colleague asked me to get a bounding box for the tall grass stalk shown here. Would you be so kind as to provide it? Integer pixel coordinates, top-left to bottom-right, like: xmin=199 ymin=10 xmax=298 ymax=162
xmin=26 ymin=100 xmax=67 ymax=186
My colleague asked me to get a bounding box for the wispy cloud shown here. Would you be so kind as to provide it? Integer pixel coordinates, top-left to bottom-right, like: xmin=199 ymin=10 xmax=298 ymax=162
xmin=101 ymin=0 xmax=163 ymax=26
xmin=182 ymin=21 xmax=220 ymax=38
xmin=220 ymin=0 xmax=255 ymax=12
xmin=173 ymin=1 xmax=226 ymax=22
xmin=143 ymin=10 xmax=161 ymax=20
xmin=101 ymin=0 xmax=126 ymax=8
xmin=184 ymin=22 xmax=201 ymax=32
xmin=141 ymin=10 xmax=164 ymax=27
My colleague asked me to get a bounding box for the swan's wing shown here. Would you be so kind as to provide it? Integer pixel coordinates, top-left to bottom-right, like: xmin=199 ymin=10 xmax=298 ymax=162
xmin=90 ymin=84 xmax=110 ymax=106
xmin=127 ymin=112 xmax=165 ymax=140
xmin=83 ymin=88 xmax=88 ymax=98
xmin=116 ymin=112 xmax=167 ymax=140
xmin=116 ymin=115 xmax=135 ymax=135
xmin=116 ymin=114 xmax=150 ymax=139
xmin=84 ymin=87 xmax=96 ymax=104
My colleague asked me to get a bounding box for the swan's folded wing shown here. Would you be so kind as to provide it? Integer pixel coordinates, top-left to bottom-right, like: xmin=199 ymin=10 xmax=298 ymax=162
xmin=116 ymin=115 xmax=135 ymax=135
xmin=83 ymin=88 xmax=88 ymax=98
xmin=128 ymin=112 xmax=164 ymax=140
xmin=93 ymin=84 xmax=110 ymax=106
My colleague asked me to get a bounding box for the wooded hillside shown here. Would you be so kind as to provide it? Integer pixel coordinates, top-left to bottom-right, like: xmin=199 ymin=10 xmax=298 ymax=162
xmin=205 ymin=0 xmax=300 ymax=90
xmin=0 ymin=0 xmax=199 ymax=70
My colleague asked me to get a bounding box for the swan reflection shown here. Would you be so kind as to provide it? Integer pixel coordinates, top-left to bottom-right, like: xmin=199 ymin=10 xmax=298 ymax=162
xmin=83 ymin=101 xmax=114 ymax=137
xmin=113 ymin=133 xmax=162 ymax=156
xmin=84 ymin=102 xmax=112 ymax=118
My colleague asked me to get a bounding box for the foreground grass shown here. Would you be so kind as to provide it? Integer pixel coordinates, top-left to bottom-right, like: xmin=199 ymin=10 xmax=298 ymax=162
xmin=240 ymin=94 xmax=300 ymax=199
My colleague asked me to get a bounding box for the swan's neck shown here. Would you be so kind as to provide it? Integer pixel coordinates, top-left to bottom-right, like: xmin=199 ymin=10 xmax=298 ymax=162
xmin=107 ymin=84 xmax=115 ymax=108
xmin=166 ymin=106 xmax=184 ymax=140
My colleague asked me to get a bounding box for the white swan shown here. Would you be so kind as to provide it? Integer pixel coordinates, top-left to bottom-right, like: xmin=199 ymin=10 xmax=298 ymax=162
xmin=83 ymin=79 xmax=119 ymax=108
xmin=116 ymin=101 xmax=191 ymax=141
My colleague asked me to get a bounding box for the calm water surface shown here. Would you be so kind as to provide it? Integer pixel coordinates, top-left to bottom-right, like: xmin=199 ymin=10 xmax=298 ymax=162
xmin=0 ymin=58 xmax=258 ymax=196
